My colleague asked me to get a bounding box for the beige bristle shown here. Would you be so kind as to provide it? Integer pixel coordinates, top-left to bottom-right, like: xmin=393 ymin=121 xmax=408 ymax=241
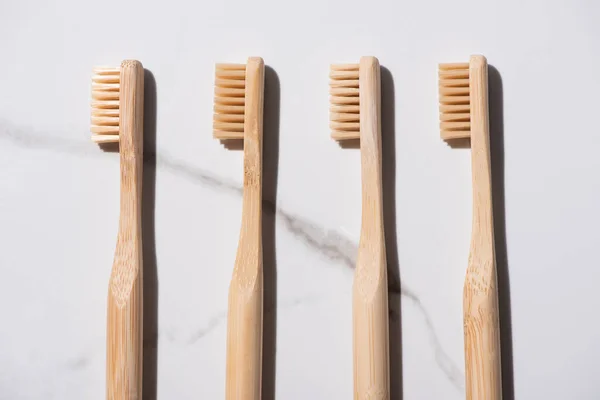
xmin=213 ymin=64 xmax=246 ymax=140
xmin=91 ymin=67 xmax=120 ymax=143
xmin=439 ymin=63 xmax=471 ymax=140
xmin=330 ymin=64 xmax=360 ymax=141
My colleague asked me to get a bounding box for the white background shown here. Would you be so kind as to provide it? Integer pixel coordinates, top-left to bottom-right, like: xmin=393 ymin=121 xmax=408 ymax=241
xmin=1 ymin=0 xmax=599 ymax=398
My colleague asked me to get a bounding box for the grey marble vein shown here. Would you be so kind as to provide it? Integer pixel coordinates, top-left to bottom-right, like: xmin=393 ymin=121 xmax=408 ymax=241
xmin=392 ymin=287 xmax=465 ymax=391
xmin=0 ymin=123 xmax=464 ymax=391
xmin=151 ymin=153 xmax=242 ymax=196
xmin=163 ymin=296 xmax=313 ymax=345
xmin=65 ymin=356 xmax=90 ymax=371
xmin=0 ymin=123 xmax=93 ymax=155
xmin=187 ymin=313 xmax=227 ymax=344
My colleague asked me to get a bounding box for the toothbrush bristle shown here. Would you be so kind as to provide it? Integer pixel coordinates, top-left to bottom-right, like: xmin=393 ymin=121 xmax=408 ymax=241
xmin=438 ymin=63 xmax=471 ymax=140
xmin=213 ymin=64 xmax=246 ymax=140
xmin=91 ymin=67 xmax=120 ymax=143
xmin=330 ymin=64 xmax=360 ymax=141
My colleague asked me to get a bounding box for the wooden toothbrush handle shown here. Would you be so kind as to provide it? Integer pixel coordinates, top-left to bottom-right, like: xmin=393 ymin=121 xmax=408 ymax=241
xmin=463 ymin=270 xmax=502 ymax=400
xmin=353 ymin=254 xmax=389 ymax=399
xmin=107 ymin=272 xmax=143 ymax=400
xmin=106 ymin=60 xmax=144 ymax=400
xmin=225 ymin=57 xmax=264 ymax=400
xmin=464 ymin=55 xmax=502 ymax=399
xmin=225 ymin=263 xmax=263 ymax=400
xmin=353 ymin=56 xmax=390 ymax=400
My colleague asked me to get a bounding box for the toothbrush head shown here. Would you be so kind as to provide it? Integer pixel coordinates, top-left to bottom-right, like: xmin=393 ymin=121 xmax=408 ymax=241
xmin=330 ymin=63 xmax=360 ymax=142
xmin=91 ymin=66 xmax=121 ymax=144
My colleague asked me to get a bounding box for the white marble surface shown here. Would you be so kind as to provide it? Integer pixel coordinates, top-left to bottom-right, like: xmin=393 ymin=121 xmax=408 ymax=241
xmin=1 ymin=0 xmax=600 ymax=398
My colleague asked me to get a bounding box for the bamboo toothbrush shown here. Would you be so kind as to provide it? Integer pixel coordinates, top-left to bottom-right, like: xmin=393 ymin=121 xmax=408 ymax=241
xmin=91 ymin=60 xmax=145 ymax=400
xmin=330 ymin=56 xmax=390 ymax=399
xmin=438 ymin=55 xmax=502 ymax=399
xmin=213 ymin=57 xmax=265 ymax=400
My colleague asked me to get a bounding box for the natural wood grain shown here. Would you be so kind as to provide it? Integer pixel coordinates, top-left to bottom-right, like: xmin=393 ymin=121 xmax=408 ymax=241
xmin=223 ymin=57 xmax=265 ymax=400
xmin=354 ymin=56 xmax=389 ymax=400
xmin=332 ymin=56 xmax=390 ymax=399
xmin=463 ymin=55 xmax=502 ymax=400
xmin=440 ymin=55 xmax=502 ymax=399
xmin=105 ymin=60 xmax=144 ymax=400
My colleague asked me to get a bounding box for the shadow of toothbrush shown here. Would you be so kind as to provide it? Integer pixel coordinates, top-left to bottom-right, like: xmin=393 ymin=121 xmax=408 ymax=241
xmin=488 ymin=65 xmax=514 ymax=400
xmin=142 ymin=69 xmax=159 ymax=400
xmin=261 ymin=65 xmax=280 ymax=400
xmin=381 ymin=66 xmax=404 ymax=400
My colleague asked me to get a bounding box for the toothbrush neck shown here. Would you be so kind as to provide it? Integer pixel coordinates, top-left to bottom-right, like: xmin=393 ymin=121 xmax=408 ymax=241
xmin=467 ymin=57 xmax=495 ymax=260
xmin=240 ymin=135 xmax=262 ymax=234
xmin=357 ymin=57 xmax=384 ymax=244
xmin=118 ymin=146 xmax=143 ymax=235
xmin=470 ymin=126 xmax=494 ymax=252
xmin=115 ymin=60 xmax=145 ymax=243
xmin=359 ymin=132 xmax=384 ymax=242
xmin=239 ymin=57 xmax=264 ymax=242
